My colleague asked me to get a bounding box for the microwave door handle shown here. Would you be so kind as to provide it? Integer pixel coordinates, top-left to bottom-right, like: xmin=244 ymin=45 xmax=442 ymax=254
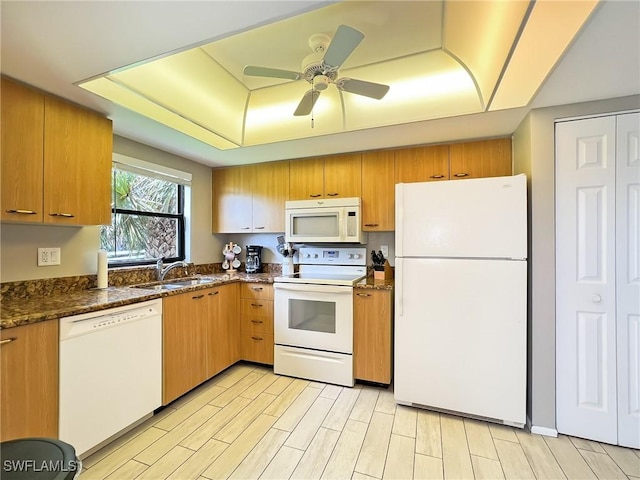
xmin=340 ymin=208 xmax=347 ymax=242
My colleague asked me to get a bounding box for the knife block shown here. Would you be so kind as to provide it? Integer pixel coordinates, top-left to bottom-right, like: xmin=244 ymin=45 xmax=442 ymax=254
xmin=373 ymin=261 xmax=393 ymax=281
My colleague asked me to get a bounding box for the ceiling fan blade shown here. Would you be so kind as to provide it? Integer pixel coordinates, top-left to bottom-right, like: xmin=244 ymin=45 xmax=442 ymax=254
xmin=294 ymin=89 xmax=320 ymax=116
xmin=243 ymin=65 xmax=302 ymax=81
xmin=322 ymin=25 xmax=364 ymax=69
xmin=336 ymin=78 xmax=390 ymax=100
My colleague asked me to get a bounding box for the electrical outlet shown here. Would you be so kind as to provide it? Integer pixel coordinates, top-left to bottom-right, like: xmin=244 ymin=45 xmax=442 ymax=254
xmin=38 ymin=247 xmax=61 ymax=266
xmin=380 ymin=245 xmax=389 ymax=259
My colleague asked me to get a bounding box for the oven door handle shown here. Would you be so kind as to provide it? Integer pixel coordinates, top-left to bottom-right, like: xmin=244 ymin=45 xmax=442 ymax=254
xmin=273 ymin=283 xmax=352 ymax=295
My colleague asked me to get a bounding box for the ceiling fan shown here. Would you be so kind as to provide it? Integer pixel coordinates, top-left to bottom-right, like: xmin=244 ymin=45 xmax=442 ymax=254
xmin=243 ymin=25 xmax=390 ymax=116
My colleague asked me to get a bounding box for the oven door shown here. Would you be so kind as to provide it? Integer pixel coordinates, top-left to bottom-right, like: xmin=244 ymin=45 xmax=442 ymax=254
xmin=274 ymin=282 xmax=353 ymax=354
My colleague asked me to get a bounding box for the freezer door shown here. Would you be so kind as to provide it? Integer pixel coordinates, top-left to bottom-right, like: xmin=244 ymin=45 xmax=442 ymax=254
xmin=396 ymin=174 xmax=527 ymax=259
xmin=394 ymin=257 xmax=527 ymax=426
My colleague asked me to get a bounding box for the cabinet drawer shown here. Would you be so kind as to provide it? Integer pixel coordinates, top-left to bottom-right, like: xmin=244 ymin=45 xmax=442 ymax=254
xmin=241 ymin=332 xmax=274 ymax=365
xmin=241 ymin=298 xmax=273 ymax=320
xmin=241 ymin=283 xmax=273 ymax=301
xmin=241 ymin=315 xmax=273 ymax=334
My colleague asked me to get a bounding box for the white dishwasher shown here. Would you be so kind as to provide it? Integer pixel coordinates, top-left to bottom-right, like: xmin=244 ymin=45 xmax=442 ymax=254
xmin=59 ymin=299 xmax=162 ymax=457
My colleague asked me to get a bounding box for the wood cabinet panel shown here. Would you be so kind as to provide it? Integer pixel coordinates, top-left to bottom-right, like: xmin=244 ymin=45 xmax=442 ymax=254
xmin=1 ymin=77 xmax=44 ymax=223
xmin=240 ymin=332 xmax=274 ymax=365
xmin=212 ymin=165 xmax=253 ymax=233
xmin=449 ymin=138 xmax=512 ymax=179
xmin=395 ymin=145 xmax=449 ymax=183
xmin=324 ymin=153 xmax=362 ymax=198
xmin=162 ymin=291 xmax=208 ymax=404
xmin=240 ymin=282 xmax=274 ymax=301
xmin=354 ymin=289 xmax=393 ymax=384
xmin=289 ymin=157 xmax=324 ymax=200
xmin=206 ymin=284 xmax=240 ymax=378
xmin=43 ymin=95 xmax=112 ymax=225
xmin=240 ymin=283 xmax=274 ymax=365
xmin=240 ymin=299 xmax=273 ymax=334
xmin=252 ymin=161 xmax=289 ymax=232
xmin=361 ymin=150 xmax=395 ymax=231
xmin=1 ymin=320 xmax=59 ymax=441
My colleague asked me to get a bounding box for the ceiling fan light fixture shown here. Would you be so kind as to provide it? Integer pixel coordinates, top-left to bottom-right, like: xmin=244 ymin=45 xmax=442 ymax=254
xmin=313 ymin=75 xmax=330 ymax=91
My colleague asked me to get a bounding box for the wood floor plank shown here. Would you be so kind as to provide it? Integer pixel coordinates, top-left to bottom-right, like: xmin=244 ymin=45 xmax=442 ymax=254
xmin=209 ymin=371 xmax=264 ymax=408
xmin=464 ymin=418 xmax=499 ymax=460
xmin=285 ymin=396 xmax=335 ymax=450
xmin=320 ymin=384 xmax=343 ymax=399
xmin=494 ymin=438 xmax=535 ymax=480
xmin=392 ymin=405 xmax=417 ymax=438
xmin=179 ymin=396 xmax=252 ymax=450
xmin=201 ymin=414 xmax=278 ymax=480
xmin=263 ymin=378 xmax=310 ymax=417
xmin=82 ymin=427 xmax=166 ymax=480
xmin=291 ymin=427 xmax=341 ymax=480
xmin=228 ymin=428 xmax=290 ymax=480
xmin=240 ymin=372 xmax=279 ymax=400
xmin=354 ymin=411 xmax=394 ymax=478
xmin=374 ymin=389 xmax=397 ymax=415
xmin=155 ymin=385 xmax=226 ymax=431
xmin=263 ymin=375 xmax=294 ymax=396
xmin=103 ymin=459 xmax=148 ymax=479
xmin=352 ymin=473 xmax=381 ymax=480
xmin=440 ymin=414 xmax=474 ymax=480
xmin=322 ymin=387 xmax=361 ymax=431
xmin=350 ymin=387 xmax=380 ymax=423
xmin=414 ymin=454 xmax=443 ymax=480
xmin=516 ymin=430 xmax=567 ymax=479
xmin=416 ymin=410 xmax=442 ymax=458
xmin=580 ymin=450 xmax=629 ymax=480
xmin=167 ymin=439 xmax=228 ymax=480
xmin=214 ymin=392 xmax=277 ymax=444
xmin=383 ymin=433 xmax=415 ymax=479
xmin=471 ymin=455 xmax=505 ymax=480
xmin=136 ymin=445 xmax=193 ymax=480
xmin=321 ymin=419 xmax=368 ymax=480
xmin=543 ymin=435 xmax=597 ymax=480
xmin=570 ymin=437 xmax=607 ymax=453
xmin=135 ymin=405 xmax=219 ymax=465
xmin=489 ymin=424 xmax=519 ymax=443
xmin=272 ymin=386 xmax=322 ymax=432
xmin=600 ymin=442 xmax=640 ymax=477
xmin=213 ymin=364 xmax=257 ymax=388
xmin=260 ymin=445 xmax=304 ymax=480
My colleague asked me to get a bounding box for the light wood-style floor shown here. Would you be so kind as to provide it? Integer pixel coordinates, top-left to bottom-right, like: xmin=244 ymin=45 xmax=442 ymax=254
xmin=81 ymin=363 xmax=639 ymax=480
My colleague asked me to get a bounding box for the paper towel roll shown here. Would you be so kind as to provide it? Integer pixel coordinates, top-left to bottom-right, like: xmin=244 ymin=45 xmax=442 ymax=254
xmin=97 ymin=250 xmax=108 ymax=289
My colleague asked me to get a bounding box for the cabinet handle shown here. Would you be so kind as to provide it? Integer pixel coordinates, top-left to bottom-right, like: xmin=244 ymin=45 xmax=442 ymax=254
xmin=251 ymin=286 xmax=263 ymax=291
xmin=326 ymin=193 xmax=339 ymax=197
xmin=251 ymin=320 xmax=263 ymax=324
xmin=357 ymin=293 xmax=371 ymax=297
xmin=251 ymin=303 xmax=263 ymax=307
xmin=309 ymin=194 xmax=322 ymax=198
xmin=251 ymin=336 xmax=264 ymax=341
xmin=208 ymin=291 xmax=219 ymax=296
xmin=49 ymin=212 xmax=75 ymax=218
xmin=364 ymin=223 xmax=379 ymax=227
xmin=430 ymin=174 xmax=446 ymax=179
xmin=240 ymin=226 xmax=251 ymax=230
xmin=453 ymin=173 xmax=469 ymax=178
xmin=192 ymin=294 xmax=205 ymax=299
xmin=5 ymin=209 xmax=37 ymax=215
xmin=254 ymin=226 xmax=265 ymax=230
xmin=0 ymin=337 xmax=17 ymax=345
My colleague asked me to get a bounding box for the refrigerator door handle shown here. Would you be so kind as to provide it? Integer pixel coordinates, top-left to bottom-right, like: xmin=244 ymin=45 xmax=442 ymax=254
xmin=396 ymin=258 xmax=403 ymax=316
xmin=395 ymin=184 xmax=403 ymax=257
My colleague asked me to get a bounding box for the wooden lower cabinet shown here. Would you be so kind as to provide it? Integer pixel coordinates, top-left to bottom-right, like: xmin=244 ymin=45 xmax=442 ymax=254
xmin=1 ymin=320 xmax=59 ymax=441
xmin=353 ymin=289 xmax=393 ymax=384
xmin=206 ymin=283 xmax=240 ymax=378
xmin=240 ymin=283 xmax=274 ymax=365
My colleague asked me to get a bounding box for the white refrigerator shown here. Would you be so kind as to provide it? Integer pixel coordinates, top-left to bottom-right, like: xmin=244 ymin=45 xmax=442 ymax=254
xmin=394 ymin=174 xmax=527 ymax=427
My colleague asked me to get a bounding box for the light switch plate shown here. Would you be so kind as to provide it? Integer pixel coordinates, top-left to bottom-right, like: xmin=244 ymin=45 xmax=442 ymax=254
xmin=380 ymin=245 xmax=389 ymax=259
xmin=38 ymin=247 xmax=61 ymax=266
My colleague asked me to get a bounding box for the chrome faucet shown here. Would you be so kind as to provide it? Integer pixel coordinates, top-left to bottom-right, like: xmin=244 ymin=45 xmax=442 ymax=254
xmin=156 ymin=259 xmax=190 ymax=281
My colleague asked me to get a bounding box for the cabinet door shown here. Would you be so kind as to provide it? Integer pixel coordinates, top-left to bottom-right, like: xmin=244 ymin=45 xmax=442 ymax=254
xmin=324 ymin=153 xmax=362 ymax=198
xmin=1 ymin=77 xmax=44 ymax=223
xmin=252 ymin=161 xmax=289 ymax=232
xmin=206 ymin=284 xmax=240 ymax=378
xmin=212 ymin=166 xmax=253 ymax=233
xmin=395 ymin=145 xmax=449 ymax=183
xmin=163 ymin=292 xmax=208 ymax=404
xmin=449 ymin=138 xmax=512 ymax=179
xmin=361 ymin=151 xmax=395 ymax=231
xmin=44 ymin=96 xmax=112 ymax=225
xmin=354 ymin=289 xmax=392 ymax=384
xmin=1 ymin=321 xmax=58 ymax=441
xmin=289 ymin=158 xmax=324 ymax=200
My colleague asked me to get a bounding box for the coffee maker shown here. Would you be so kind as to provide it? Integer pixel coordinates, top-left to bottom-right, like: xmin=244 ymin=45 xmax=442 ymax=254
xmin=245 ymin=245 xmax=263 ymax=273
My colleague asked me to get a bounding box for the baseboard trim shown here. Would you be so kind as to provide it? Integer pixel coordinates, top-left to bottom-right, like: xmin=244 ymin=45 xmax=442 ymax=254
xmin=526 ymin=416 xmax=558 ymax=437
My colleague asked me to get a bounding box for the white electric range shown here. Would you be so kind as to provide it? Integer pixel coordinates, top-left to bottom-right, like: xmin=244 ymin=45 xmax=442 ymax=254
xmin=273 ymin=246 xmax=367 ymax=386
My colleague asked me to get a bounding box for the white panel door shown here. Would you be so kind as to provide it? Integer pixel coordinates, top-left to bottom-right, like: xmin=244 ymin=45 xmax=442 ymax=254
xmin=556 ymin=116 xmax=618 ymax=444
xmin=616 ymin=112 xmax=640 ymax=448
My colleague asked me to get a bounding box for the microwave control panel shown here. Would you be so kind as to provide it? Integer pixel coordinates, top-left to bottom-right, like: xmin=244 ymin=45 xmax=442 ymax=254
xmin=298 ymin=247 xmax=367 ymax=266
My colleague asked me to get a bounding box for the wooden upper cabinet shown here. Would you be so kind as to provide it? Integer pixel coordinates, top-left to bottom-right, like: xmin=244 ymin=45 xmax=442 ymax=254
xmin=395 ymin=145 xmax=449 ymax=183
xmin=449 ymin=138 xmax=512 ymax=180
xmin=1 ymin=77 xmax=45 ymax=223
xmin=212 ymin=165 xmax=253 ymax=233
xmin=252 ymin=161 xmax=289 ymax=232
xmin=43 ymin=96 xmax=112 ymax=225
xmin=361 ymin=150 xmax=395 ymax=231
xmin=289 ymin=157 xmax=324 ymax=200
xmin=323 ymin=153 xmax=362 ymax=198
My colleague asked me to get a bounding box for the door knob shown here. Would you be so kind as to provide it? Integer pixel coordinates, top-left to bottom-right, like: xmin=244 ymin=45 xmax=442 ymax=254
xmin=592 ymin=294 xmax=602 ymax=303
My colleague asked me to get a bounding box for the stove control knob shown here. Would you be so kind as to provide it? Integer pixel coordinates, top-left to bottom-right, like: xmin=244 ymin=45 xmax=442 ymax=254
xmin=353 ymin=254 xmax=361 ymax=259
xmin=304 ymin=253 xmax=311 ymax=258
xmin=313 ymin=254 xmax=319 ymax=258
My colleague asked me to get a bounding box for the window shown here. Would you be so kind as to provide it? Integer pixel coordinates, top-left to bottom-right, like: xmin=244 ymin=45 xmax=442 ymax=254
xmin=101 ymin=156 xmax=190 ymax=266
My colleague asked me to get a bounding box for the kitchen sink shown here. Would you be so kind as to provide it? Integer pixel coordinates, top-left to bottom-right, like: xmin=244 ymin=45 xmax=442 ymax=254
xmin=131 ymin=277 xmax=219 ymax=291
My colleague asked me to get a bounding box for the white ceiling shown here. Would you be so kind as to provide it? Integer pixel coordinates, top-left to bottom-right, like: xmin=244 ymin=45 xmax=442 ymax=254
xmin=2 ymin=1 xmax=639 ymax=167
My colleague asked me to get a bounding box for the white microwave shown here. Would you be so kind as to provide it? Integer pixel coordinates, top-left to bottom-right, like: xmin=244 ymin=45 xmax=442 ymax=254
xmin=284 ymin=197 xmax=367 ymax=244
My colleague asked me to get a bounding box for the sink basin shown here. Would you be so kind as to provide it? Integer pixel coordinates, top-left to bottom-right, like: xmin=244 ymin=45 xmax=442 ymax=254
xmin=131 ymin=276 xmax=219 ymax=291
xmin=135 ymin=283 xmax=186 ymax=291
